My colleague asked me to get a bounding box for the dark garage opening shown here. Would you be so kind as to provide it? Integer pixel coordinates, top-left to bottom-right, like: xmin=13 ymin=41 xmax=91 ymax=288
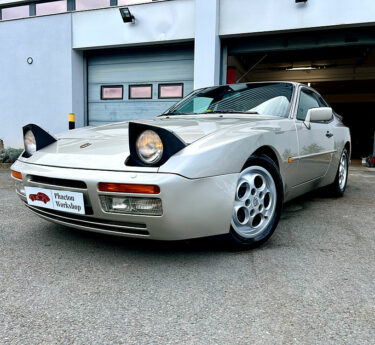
xmin=316 ymin=80 xmax=375 ymax=159
xmin=225 ymin=27 xmax=375 ymax=159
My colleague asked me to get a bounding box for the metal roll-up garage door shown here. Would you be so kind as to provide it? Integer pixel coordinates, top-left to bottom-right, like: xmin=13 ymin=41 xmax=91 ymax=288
xmin=87 ymin=45 xmax=194 ymax=126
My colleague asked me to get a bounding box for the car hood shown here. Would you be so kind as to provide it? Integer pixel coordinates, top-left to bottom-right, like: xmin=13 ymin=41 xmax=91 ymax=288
xmin=20 ymin=115 xmax=278 ymax=171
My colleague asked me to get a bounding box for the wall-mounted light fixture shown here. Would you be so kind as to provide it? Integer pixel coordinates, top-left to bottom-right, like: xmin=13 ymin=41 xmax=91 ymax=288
xmin=119 ymin=7 xmax=135 ymax=23
xmin=27 ymin=57 xmax=33 ymax=64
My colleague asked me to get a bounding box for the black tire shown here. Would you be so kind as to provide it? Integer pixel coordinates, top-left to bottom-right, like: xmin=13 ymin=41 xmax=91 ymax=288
xmin=227 ymin=154 xmax=283 ymax=249
xmin=328 ymin=148 xmax=349 ymax=197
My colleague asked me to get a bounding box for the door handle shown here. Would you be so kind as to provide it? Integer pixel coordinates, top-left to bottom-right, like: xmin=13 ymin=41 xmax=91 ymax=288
xmin=326 ymin=131 xmax=333 ymax=138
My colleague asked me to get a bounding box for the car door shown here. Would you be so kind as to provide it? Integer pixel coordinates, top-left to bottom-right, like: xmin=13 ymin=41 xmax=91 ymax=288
xmin=294 ymin=88 xmax=335 ymax=185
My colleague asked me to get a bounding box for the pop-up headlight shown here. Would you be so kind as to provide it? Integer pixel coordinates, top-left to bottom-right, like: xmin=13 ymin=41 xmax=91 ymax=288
xmin=136 ymin=130 xmax=164 ymax=164
xmin=22 ymin=124 xmax=57 ymax=158
xmin=128 ymin=122 xmax=187 ymax=167
xmin=24 ymin=130 xmax=36 ymax=156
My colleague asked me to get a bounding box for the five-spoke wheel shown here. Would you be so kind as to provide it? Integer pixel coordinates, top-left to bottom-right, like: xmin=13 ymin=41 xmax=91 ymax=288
xmin=232 ymin=166 xmax=277 ymax=238
xmin=229 ymin=154 xmax=283 ymax=248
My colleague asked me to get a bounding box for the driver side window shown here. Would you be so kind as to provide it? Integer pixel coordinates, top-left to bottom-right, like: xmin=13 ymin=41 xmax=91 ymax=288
xmin=296 ymin=90 xmax=320 ymax=121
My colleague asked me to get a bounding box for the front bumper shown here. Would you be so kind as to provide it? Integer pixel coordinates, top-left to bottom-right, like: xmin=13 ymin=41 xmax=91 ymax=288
xmin=11 ymin=160 xmax=238 ymax=240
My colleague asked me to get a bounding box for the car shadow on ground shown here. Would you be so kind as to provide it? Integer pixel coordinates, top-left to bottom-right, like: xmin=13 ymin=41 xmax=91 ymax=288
xmin=45 ymin=223 xmax=235 ymax=255
xmin=39 ymin=186 xmax=336 ymax=256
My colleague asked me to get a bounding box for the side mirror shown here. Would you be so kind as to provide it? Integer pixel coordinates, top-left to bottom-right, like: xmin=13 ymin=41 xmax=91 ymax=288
xmin=304 ymin=107 xmax=333 ymax=129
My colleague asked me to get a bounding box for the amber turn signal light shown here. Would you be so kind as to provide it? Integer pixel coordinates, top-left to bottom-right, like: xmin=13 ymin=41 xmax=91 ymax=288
xmin=11 ymin=170 xmax=22 ymax=180
xmin=98 ymin=183 xmax=160 ymax=194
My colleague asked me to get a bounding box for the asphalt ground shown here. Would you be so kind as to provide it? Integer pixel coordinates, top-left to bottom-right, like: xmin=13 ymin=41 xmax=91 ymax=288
xmin=0 ymin=165 xmax=374 ymax=345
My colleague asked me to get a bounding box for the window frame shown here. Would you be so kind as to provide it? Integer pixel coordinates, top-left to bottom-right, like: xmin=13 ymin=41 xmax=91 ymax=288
xmin=128 ymin=84 xmax=153 ymax=100
xmin=158 ymin=83 xmax=184 ymax=99
xmin=100 ymin=85 xmax=124 ymax=100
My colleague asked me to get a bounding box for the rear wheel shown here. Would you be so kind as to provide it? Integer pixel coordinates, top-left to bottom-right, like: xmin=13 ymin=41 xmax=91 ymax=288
xmin=228 ymin=154 xmax=283 ymax=249
xmin=328 ymin=148 xmax=349 ymax=197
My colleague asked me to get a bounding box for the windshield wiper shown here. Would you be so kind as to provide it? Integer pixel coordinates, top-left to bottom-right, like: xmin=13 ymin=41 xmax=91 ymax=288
xmin=162 ymin=111 xmax=182 ymax=115
xmin=159 ymin=111 xmax=195 ymax=116
xmin=203 ymin=110 xmax=259 ymax=115
xmin=160 ymin=110 xmax=259 ymax=116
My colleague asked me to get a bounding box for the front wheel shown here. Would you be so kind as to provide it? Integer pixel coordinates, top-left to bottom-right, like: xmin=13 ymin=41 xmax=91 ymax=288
xmin=228 ymin=154 xmax=283 ymax=249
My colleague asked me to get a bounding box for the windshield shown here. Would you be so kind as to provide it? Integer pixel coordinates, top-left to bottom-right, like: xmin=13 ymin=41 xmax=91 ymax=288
xmin=164 ymin=82 xmax=293 ymax=117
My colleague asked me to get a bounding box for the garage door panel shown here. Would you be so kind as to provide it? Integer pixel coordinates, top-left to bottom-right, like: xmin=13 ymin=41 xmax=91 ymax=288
xmin=87 ymin=45 xmax=194 ymax=125
xmin=88 ymin=101 xmax=177 ymax=123
xmin=88 ymin=81 xmax=194 ymax=102
xmin=88 ymin=49 xmax=194 ymax=66
xmin=88 ymin=60 xmax=193 ymax=84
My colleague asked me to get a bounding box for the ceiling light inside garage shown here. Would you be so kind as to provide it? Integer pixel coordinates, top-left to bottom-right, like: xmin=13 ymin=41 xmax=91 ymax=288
xmin=286 ymin=66 xmax=317 ymax=71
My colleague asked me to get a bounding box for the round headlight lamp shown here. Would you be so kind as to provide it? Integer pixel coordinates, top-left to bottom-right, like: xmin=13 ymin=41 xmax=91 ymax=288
xmin=136 ymin=130 xmax=163 ymax=164
xmin=24 ymin=130 xmax=36 ymax=156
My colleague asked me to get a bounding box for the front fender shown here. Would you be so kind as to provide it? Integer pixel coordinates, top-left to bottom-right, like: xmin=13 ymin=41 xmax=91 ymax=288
xmin=159 ymin=119 xmax=299 ymax=181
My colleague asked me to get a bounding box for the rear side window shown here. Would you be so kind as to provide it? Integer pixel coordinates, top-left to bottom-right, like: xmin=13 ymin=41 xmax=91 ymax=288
xmin=317 ymin=95 xmax=329 ymax=107
xmin=296 ymin=90 xmax=320 ymax=121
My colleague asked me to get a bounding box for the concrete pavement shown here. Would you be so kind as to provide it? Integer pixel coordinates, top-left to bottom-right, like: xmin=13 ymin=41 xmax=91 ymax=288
xmin=0 ymin=166 xmax=374 ymax=345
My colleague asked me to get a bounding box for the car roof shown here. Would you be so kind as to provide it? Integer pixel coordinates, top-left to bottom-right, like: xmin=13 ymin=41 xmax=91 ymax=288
xmin=201 ymin=81 xmax=302 ymax=90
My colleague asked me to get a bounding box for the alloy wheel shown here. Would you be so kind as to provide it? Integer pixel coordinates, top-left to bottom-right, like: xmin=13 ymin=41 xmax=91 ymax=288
xmin=339 ymin=152 xmax=348 ymax=191
xmin=231 ymin=166 xmax=277 ymax=238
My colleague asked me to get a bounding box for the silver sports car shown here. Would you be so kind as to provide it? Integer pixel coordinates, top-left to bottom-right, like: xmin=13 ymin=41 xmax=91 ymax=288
xmin=11 ymin=82 xmax=351 ymax=248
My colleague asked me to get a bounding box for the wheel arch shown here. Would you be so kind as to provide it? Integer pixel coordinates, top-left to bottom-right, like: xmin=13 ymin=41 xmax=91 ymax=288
xmin=344 ymin=141 xmax=351 ymax=159
xmin=251 ymin=145 xmax=280 ymax=169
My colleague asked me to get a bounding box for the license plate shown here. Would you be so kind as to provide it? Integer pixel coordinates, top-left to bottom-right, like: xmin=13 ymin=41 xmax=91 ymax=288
xmin=25 ymin=186 xmax=85 ymax=215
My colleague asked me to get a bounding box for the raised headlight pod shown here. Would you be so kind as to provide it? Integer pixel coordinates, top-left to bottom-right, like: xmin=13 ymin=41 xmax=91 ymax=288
xmin=128 ymin=122 xmax=186 ymax=167
xmin=24 ymin=130 xmax=36 ymax=156
xmin=22 ymin=124 xmax=57 ymax=158
xmin=136 ymin=130 xmax=163 ymax=164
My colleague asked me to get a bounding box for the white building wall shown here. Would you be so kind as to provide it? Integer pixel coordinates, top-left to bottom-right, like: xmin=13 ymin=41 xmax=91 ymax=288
xmin=72 ymin=0 xmax=195 ymax=49
xmin=0 ymin=13 xmax=84 ymax=148
xmin=220 ymin=0 xmax=375 ymax=36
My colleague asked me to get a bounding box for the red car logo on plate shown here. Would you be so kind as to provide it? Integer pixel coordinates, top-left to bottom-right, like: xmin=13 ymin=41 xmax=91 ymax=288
xmin=29 ymin=192 xmax=50 ymax=204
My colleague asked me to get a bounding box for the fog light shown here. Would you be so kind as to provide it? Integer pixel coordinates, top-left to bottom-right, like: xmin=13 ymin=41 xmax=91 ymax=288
xmin=15 ymin=181 xmax=25 ymax=196
xmin=100 ymin=196 xmax=162 ymax=216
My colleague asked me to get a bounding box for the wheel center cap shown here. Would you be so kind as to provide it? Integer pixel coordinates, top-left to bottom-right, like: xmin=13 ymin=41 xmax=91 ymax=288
xmin=253 ymin=198 xmax=259 ymax=207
